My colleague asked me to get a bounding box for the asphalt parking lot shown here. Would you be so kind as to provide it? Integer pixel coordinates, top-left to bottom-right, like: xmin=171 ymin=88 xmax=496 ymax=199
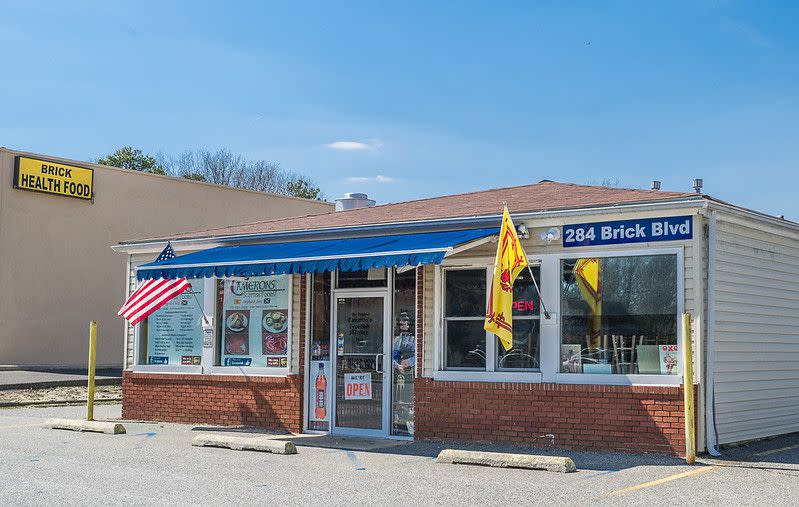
xmin=0 ymin=404 xmax=797 ymax=506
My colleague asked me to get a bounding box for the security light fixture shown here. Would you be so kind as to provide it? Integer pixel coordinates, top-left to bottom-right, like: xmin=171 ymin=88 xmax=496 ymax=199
xmin=539 ymin=227 xmax=561 ymax=243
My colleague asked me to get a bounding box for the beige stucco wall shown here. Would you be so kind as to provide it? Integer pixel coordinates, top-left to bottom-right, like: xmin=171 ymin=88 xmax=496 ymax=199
xmin=0 ymin=148 xmax=332 ymax=367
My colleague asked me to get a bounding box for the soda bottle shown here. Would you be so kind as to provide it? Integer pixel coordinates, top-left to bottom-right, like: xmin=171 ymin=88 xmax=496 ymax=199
xmin=315 ymin=363 xmax=327 ymax=420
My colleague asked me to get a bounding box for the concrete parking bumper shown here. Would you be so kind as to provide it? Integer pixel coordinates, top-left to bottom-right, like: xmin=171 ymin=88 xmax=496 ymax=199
xmin=43 ymin=418 xmax=126 ymax=434
xmin=191 ymin=433 xmax=298 ymax=455
xmin=436 ymin=449 xmax=576 ymax=473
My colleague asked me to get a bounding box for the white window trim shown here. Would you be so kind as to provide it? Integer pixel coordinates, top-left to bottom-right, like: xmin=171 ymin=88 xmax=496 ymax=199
xmin=549 ymin=246 xmax=684 ymax=386
xmin=434 ymin=262 xmax=543 ymax=382
xmin=433 ymin=245 xmax=685 ymax=386
xmin=132 ymin=276 xmax=212 ymax=375
xmin=133 ymin=275 xmax=294 ymax=377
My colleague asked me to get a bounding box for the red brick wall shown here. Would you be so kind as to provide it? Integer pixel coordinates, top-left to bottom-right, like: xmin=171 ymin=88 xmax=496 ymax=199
xmin=122 ymin=277 xmax=307 ymax=433
xmin=122 ymin=372 xmax=303 ymax=432
xmin=415 ymin=379 xmax=688 ymax=455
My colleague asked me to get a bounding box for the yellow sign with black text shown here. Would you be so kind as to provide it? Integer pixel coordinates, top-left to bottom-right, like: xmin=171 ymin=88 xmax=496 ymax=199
xmin=13 ymin=156 xmax=94 ymax=201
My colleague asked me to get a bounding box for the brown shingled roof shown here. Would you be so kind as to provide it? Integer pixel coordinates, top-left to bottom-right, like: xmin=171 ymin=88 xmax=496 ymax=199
xmin=128 ymin=180 xmax=700 ymax=243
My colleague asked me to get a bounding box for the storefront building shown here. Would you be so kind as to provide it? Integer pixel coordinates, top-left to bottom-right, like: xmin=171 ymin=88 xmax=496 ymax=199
xmin=115 ymin=181 xmax=799 ymax=455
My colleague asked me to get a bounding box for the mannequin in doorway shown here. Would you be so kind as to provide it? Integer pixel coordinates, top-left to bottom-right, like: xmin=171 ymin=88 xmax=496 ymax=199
xmin=392 ymin=311 xmax=416 ymax=435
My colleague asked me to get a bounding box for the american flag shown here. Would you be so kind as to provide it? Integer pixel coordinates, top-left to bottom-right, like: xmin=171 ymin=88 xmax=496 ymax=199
xmin=118 ymin=243 xmax=191 ymax=326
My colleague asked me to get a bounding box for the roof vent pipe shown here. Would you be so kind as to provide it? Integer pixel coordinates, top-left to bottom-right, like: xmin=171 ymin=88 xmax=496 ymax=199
xmin=335 ymin=192 xmax=376 ymax=212
xmin=694 ymin=178 xmax=703 ymax=193
xmin=651 ymin=180 xmax=661 ymax=191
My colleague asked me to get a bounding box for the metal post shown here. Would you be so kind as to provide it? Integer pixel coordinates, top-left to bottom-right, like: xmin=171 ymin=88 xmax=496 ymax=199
xmin=87 ymin=321 xmax=97 ymax=421
xmin=682 ymin=313 xmax=696 ymax=464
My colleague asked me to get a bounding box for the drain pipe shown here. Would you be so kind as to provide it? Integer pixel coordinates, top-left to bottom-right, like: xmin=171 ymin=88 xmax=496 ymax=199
xmin=705 ymin=210 xmax=721 ymax=456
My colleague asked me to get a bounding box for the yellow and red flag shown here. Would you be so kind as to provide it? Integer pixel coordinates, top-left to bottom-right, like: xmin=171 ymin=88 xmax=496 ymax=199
xmin=573 ymin=258 xmax=602 ymax=351
xmin=485 ymin=207 xmax=528 ymax=351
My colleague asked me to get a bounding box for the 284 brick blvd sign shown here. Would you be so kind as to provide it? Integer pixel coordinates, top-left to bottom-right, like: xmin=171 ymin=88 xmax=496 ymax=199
xmin=13 ymin=156 xmax=94 ymax=201
xmin=563 ymin=215 xmax=693 ymax=247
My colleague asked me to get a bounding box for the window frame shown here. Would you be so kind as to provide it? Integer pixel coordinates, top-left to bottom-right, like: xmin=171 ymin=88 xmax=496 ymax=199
xmin=132 ymin=277 xmax=213 ymax=375
xmin=552 ymin=247 xmax=684 ymax=386
xmin=434 ymin=246 xmax=684 ymax=386
xmin=207 ymin=274 xmax=294 ymax=376
xmin=133 ymin=276 xmax=294 ymax=377
xmin=435 ymin=261 xmax=544 ymax=383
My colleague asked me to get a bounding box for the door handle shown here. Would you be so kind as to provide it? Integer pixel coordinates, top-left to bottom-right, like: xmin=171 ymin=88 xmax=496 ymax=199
xmin=375 ymin=354 xmax=383 ymax=373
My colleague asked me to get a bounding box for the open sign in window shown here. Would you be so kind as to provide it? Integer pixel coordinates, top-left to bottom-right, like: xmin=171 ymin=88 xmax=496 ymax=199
xmin=344 ymin=372 xmax=373 ymax=400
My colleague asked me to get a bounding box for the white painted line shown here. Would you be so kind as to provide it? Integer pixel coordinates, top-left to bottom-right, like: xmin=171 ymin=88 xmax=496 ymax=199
xmin=605 ymin=466 xmax=718 ymax=496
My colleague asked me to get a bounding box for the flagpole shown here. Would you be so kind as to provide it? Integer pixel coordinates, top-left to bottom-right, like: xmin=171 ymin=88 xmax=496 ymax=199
xmin=526 ymin=262 xmax=551 ymax=320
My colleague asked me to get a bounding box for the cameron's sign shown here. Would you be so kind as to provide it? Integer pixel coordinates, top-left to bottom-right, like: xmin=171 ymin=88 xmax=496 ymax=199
xmin=13 ymin=156 xmax=94 ymax=201
xmin=563 ymin=216 xmax=693 ymax=247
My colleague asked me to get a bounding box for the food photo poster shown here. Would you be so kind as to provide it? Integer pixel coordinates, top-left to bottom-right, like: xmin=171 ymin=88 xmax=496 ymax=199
xmin=221 ymin=276 xmax=290 ymax=367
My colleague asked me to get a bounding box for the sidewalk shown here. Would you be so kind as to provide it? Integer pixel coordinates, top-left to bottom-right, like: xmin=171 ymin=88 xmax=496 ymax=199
xmin=0 ymin=367 xmax=122 ymax=390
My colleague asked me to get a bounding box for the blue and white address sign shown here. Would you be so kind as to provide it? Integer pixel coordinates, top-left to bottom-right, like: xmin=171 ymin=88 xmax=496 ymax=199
xmin=563 ymin=216 xmax=693 ymax=248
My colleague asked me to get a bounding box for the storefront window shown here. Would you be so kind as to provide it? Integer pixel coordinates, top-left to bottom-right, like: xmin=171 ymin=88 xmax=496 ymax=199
xmin=337 ymin=268 xmax=388 ymax=288
xmin=309 ymin=273 xmax=332 ymax=431
xmin=560 ymin=254 xmax=678 ymax=375
xmin=391 ymin=268 xmax=416 ymax=436
xmin=444 ymin=266 xmax=541 ymax=371
xmin=444 ymin=267 xmax=542 ymax=372
xmin=141 ymin=279 xmax=205 ymax=366
xmin=216 ymin=275 xmax=291 ymax=368
xmin=496 ymin=266 xmax=540 ymax=371
xmin=444 ymin=269 xmax=487 ymax=369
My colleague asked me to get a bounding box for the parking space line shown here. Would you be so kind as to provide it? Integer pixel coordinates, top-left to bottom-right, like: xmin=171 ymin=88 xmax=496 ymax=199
xmin=605 ymin=466 xmax=718 ymax=497
xmin=752 ymin=444 xmax=799 ymax=457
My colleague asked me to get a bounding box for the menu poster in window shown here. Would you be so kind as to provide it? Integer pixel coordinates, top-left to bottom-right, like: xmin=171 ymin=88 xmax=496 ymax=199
xmin=659 ymin=345 xmax=679 ymax=375
xmin=221 ymin=276 xmax=290 ymax=367
xmin=146 ymin=279 xmax=204 ymax=365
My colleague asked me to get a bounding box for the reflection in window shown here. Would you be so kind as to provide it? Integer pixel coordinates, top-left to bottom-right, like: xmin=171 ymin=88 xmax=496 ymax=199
xmin=444 ymin=267 xmax=541 ymax=372
xmin=308 ymin=273 xmax=332 ymax=432
xmin=444 ymin=269 xmax=486 ymax=370
xmin=560 ymin=255 xmax=678 ymax=375
xmin=336 ymin=269 xmax=388 ymax=288
xmin=496 ymin=266 xmax=540 ymax=370
xmin=391 ymin=268 xmax=416 ymax=436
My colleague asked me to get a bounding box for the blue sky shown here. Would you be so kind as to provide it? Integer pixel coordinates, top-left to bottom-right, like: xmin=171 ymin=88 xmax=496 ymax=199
xmin=1 ymin=1 xmax=797 ymax=217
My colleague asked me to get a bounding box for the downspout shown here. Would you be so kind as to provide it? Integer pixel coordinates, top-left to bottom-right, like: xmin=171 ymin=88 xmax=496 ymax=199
xmin=705 ymin=210 xmax=721 ymax=456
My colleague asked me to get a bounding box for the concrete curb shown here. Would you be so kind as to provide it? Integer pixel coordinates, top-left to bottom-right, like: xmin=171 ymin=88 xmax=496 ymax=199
xmin=436 ymin=449 xmax=576 ymax=473
xmin=44 ymin=418 xmax=126 ymax=434
xmin=191 ymin=433 xmax=298 ymax=455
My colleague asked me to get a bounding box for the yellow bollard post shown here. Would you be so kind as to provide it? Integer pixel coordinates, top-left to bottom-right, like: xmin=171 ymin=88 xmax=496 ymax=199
xmin=87 ymin=321 xmax=97 ymax=421
xmin=682 ymin=313 xmax=696 ymax=464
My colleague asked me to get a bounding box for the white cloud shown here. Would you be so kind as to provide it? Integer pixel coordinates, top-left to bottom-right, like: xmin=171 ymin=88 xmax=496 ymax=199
xmin=344 ymin=175 xmax=399 ymax=184
xmin=325 ymin=139 xmax=382 ymax=151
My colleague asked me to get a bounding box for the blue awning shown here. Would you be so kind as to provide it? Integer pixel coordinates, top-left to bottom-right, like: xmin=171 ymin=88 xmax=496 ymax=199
xmin=137 ymin=228 xmax=496 ymax=280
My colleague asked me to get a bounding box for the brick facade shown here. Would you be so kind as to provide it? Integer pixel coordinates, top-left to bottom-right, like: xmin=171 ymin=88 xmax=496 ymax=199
xmin=414 ymin=379 xmax=687 ymax=455
xmin=122 ymin=371 xmax=304 ymax=432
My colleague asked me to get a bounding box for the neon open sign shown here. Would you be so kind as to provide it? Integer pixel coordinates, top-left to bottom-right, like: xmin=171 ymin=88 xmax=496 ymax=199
xmin=512 ymin=300 xmax=536 ymax=312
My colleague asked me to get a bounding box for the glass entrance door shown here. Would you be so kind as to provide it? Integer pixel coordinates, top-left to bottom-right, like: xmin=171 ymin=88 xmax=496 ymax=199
xmin=332 ymin=294 xmax=388 ymax=435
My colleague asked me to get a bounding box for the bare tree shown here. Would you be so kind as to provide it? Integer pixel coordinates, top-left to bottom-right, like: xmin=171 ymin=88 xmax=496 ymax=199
xmin=158 ymin=148 xmax=324 ymax=199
